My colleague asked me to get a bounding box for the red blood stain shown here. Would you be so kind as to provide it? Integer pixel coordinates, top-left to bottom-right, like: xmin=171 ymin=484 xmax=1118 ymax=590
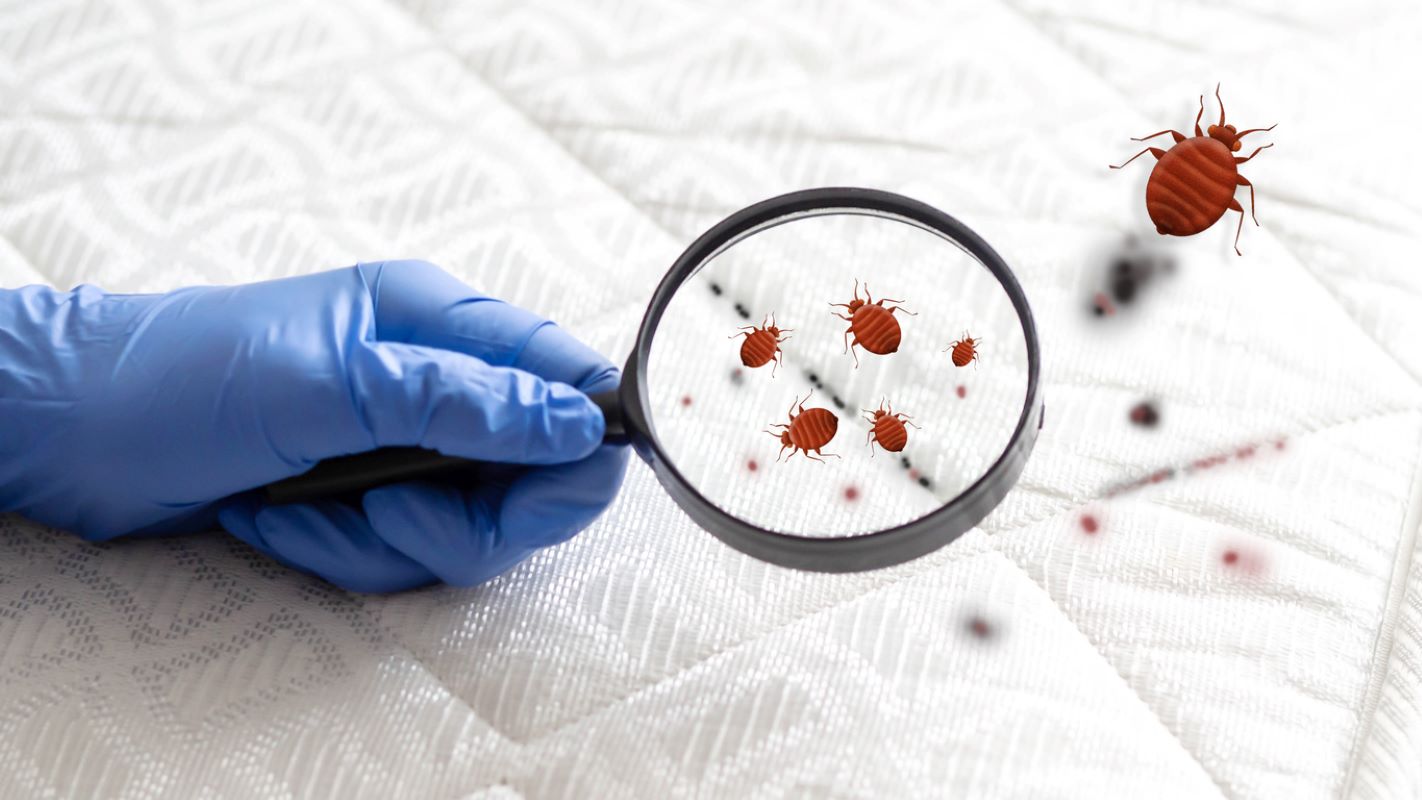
xmin=844 ymin=486 xmax=860 ymax=502
xmin=1092 ymin=291 xmax=1116 ymax=316
xmin=1080 ymin=514 xmax=1100 ymax=535
xmin=680 ymin=395 xmax=693 ymax=407
xmin=1236 ymin=445 xmax=1256 ymax=459
xmin=908 ymin=468 xmax=921 ymax=480
xmin=967 ymin=617 xmax=992 ymax=639
xmin=1129 ymin=401 xmax=1160 ymax=427
xmin=955 ymin=385 xmax=967 ymax=399
xmin=1275 ymin=439 xmax=1287 ymax=450
xmin=1220 ymin=545 xmax=1268 ymax=577
xmin=746 ymin=459 xmax=759 ymax=472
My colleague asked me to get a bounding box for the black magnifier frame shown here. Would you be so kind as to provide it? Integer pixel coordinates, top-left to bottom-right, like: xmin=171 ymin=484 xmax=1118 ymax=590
xmin=265 ymin=187 xmax=1043 ymax=573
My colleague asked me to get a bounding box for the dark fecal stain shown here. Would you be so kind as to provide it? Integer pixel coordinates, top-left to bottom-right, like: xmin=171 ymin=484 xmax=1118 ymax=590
xmin=730 ymin=368 xmax=744 ymax=385
xmin=1129 ymin=401 xmax=1160 ymax=428
xmin=900 ymin=456 xmax=911 ymax=468
xmin=734 ymin=303 xmax=750 ymax=319
xmin=831 ymin=395 xmax=845 ymax=409
xmin=917 ymin=476 xmax=930 ymax=488
xmin=709 ymin=283 xmax=723 ymax=296
xmin=1080 ymin=514 xmax=1100 ymax=535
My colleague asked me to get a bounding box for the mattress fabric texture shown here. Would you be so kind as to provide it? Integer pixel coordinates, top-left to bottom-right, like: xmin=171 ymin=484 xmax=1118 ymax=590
xmin=2 ymin=0 xmax=1421 ymax=797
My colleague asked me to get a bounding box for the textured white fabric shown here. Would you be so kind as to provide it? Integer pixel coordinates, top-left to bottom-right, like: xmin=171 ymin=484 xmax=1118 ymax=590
xmin=2 ymin=0 xmax=1421 ymax=797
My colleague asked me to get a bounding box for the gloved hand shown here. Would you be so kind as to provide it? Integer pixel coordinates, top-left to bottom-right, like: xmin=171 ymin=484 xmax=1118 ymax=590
xmin=0 ymin=260 xmax=627 ymax=592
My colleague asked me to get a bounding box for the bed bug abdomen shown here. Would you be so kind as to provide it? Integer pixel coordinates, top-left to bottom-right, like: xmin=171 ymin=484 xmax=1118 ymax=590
xmin=863 ymin=400 xmax=919 ymax=455
xmin=946 ymin=333 xmax=981 ymax=368
xmin=830 ymin=279 xmax=916 ymax=367
xmin=766 ymin=391 xmax=841 ymax=462
xmin=1146 ymin=137 xmax=1237 ymax=236
xmin=852 ymin=304 xmax=901 ymax=355
xmin=730 ymin=314 xmax=792 ymax=375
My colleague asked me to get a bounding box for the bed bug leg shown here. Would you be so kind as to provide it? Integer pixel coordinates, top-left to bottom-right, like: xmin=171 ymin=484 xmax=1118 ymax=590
xmin=1238 ymin=174 xmax=1259 ymax=226
xmin=816 ymin=448 xmax=841 ymax=460
xmin=1227 ymin=198 xmax=1246 ymax=256
xmin=1110 ymin=147 xmax=1166 ymax=170
xmin=1234 ymin=142 xmax=1273 ymax=164
xmin=1131 ymin=128 xmax=1186 ymax=144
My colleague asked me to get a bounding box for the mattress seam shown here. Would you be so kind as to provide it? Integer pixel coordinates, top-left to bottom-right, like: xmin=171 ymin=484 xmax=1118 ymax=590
xmin=1341 ymin=420 xmax=1422 ymax=798
xmin=987 ymin=547 xmax=1232 ymax=798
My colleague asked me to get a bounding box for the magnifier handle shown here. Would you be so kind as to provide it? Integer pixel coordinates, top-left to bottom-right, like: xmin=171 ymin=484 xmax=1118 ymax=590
xmin=262 ymin=391 xmax=626 ymax=505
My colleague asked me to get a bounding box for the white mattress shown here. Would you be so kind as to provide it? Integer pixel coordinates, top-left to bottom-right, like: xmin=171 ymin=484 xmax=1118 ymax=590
xmin=2 ymin=0 xmax=1421 ymax=797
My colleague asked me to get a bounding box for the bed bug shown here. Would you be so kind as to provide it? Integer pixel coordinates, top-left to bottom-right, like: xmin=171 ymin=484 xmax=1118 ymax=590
xmin=728 ymin=314 xmax=792 ymax=376
xmin=1111 ymin=84 xmax=1275 ymax=255
xmin=863 ymin=399 xmax=921 ymax=455
xmin=944 ymin=332 xmax=982 ymax=368
xmin=829 ymin=279 xmax=916 ymax=366
xmin=765 ymin=390 xmax=841 ymax=462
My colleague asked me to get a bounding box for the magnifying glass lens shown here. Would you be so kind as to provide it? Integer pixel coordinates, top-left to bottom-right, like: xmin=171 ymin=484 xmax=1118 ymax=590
xmin=645 ymin=212 xmax=1029 ymax=539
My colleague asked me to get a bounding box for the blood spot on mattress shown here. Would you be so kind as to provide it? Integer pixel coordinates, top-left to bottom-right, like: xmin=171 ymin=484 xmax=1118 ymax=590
xmin=966 ymin=616 xmax=993 ymax=640
xmin=746 ymin=459 xmax=758 ymax=473
xmin=1092 ymin=291 xmax=1116 ymax=317
xmin=730 ymin=368 xmax=744 ymax=386
xmin=680 ymin=395 xmax=693 ymax=407
xmin=909 ymin=468 xmax=921 ymax=480
xmin=1129 ymin=401 xmax=1160 ymax=427
xmin=1080 ymin=514 xmax=1100 ymax=535
xmin=1219 ymin=544 xmax=1267 ymax=577
xmin=843 ymin=485 xmax=860 ymax=502
xmin=956 ymin=384 xmax=967 ymax=399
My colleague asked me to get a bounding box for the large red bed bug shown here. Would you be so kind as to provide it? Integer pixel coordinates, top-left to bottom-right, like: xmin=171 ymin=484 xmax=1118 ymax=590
xmin=863 ymin=399 xmax=920 ymax=455
xmin=765 ymin=390 xmax=841 ymax=463
xmin=829 ymin=279 xmax=916 ymax=367
xmin=1111 ymin=84 xmax=1275 ymax=255
xmin=728 ymin=314 xmax=792 ymax=376
xmin=944 ymin=332 xmax=982 ymax=368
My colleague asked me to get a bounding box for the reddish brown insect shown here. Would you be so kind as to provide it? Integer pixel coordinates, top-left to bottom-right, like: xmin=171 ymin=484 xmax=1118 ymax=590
xmin=944 ymin=332 xmax=982 ymax=368
xmin=829 ymin=279 xmax=916 ymax=366
xmin=765 ymin=390 xmax=841 ymax=463
xmin=863 ymin=399 xmax=920 ymax=455
xmin=1111 ymin=84 xmax=1275 ymax=255
xmin=729 ymin=314 xmax=793 ymax=376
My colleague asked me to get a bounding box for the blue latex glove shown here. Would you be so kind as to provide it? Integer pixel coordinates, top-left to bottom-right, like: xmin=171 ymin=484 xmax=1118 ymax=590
xmin=0 ymin=260 xmax=628 ymax=592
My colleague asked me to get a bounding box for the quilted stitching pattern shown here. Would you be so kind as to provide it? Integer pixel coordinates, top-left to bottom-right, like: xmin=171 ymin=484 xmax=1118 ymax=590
xmin=2 ymin=0 xmax=1419 ymax=796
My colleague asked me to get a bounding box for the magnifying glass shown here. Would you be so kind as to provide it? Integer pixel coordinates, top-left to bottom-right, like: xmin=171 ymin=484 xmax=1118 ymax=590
xmin=265 ymin=188 xmax=1043 ymax=572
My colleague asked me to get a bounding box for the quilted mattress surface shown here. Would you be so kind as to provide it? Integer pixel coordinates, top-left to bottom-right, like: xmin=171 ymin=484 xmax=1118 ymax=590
xmin=2 ymin=0 xmax=1421 ymax=797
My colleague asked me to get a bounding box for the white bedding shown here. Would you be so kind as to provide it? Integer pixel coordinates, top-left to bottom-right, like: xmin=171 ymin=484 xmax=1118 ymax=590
xmin=2 ymin=0 xmax=1420 ymax=797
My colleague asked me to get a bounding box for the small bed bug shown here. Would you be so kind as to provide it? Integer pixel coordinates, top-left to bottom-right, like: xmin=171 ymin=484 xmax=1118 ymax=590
xmin=944 ymin=332 xmax=982 ymax=368
xmin=765 ymin=390 xmax=841 ymax=462
xmin=829 ymin=279 xmax=916 ymax=367
xmin=863 ymin=399 xmax=921 ymax=455
xmin=1111 ymin=84 xmax=1275 ymax=255
xmin=729 ymin=314 xmax=792 ymax=376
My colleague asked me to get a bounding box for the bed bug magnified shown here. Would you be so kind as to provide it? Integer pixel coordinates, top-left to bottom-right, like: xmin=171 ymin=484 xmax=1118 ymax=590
xmin=829 ymin=279 xmax=916 ymax=367
xmin=1111 ymin=84 xmax=1275 ymax=255
xmin=765 ymin=390 xmax=841 ymax=463
xmin=944 ymin=332 xmax=982 ymax=368
xmin=729 ymin=314 xmax=793 ymax=376
xmin=863 ymin=399 xmax=921 ymax=455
